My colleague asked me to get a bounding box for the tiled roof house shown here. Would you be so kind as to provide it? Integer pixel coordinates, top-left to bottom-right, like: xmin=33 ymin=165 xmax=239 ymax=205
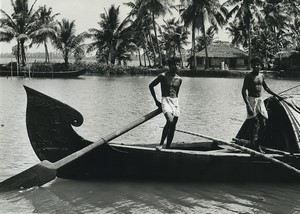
xmin=195 ymin=41 xmax=248 ymax=70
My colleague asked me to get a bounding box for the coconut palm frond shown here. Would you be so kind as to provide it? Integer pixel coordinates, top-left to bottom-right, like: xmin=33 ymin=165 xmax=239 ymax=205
xmin=0 ymin=30 xmax=15 ymax=42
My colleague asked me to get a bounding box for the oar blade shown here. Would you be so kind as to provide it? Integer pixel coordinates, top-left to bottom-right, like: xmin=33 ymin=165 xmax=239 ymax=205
xmin=0 ymin=160 xmax=56 ymax=192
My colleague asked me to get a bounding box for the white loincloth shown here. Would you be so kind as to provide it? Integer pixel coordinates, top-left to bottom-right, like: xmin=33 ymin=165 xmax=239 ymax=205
xmin=161 ymin=97 xmax=180 ymax=117
xmin=247 ymin=96 xmax=268 ymax=119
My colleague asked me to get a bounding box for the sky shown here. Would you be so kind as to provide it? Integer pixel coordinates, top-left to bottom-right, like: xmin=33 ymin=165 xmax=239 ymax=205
xmin=0 ymin=0 xmax=230 ymax=54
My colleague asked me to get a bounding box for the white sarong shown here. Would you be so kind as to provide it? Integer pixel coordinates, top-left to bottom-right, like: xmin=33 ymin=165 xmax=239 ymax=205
xmin=161 ymin=97 xmax=180 ymax=117
xmin=247 ymin=96 xmax=268 ymax=119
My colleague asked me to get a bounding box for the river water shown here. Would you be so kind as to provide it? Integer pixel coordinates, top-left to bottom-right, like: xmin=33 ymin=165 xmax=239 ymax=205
xmin=0 ymin=75 xmax=300 ymax=213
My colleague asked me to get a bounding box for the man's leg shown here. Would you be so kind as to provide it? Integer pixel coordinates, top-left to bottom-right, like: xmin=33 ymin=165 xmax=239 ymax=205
xmin=159 ymin=123 xmax=170 ymax=146
xmin=165 ymin=116 xmax=178 ymax=149
xmin=252 ymin=114 xmax=267 ymax=152
xmin=251 ymin=116 xmax=260 ymax=150
xmin=157 ymin=112 xmax=173 ymax=150
xmin=256 ymin=113 xmax=266 ymax=147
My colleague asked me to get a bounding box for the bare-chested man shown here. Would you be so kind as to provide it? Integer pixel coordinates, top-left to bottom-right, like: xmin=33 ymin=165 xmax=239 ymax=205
xmin=149 ymin=57 xmax=182 ymax=150
xmin=242 ymin=57 xmax=282 ymax=151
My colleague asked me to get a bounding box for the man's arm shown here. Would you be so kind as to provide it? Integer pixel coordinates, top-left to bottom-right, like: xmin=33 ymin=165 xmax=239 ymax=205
xmin=176 ymin=78 xmax=182 ymax=97
xmin=241 ymin=75 xmax=253 ymax=115
xmin=149 ymin=75 xmax=162 ymax=108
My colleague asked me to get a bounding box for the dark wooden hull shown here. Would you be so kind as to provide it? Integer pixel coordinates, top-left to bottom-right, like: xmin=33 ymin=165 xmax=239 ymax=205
xmin=54 ymin=143 xmax=300 ymax=182
xmin=24 ymin=86 xmax=300 ymax=182
xmin=0 ymin=69 xmax=86 ymax=78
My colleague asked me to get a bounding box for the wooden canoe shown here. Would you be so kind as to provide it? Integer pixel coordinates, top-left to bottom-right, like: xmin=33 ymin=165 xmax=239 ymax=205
xmin=0 ymin=68 xmax=86 ymax=78
xmin=24 ymin=86 xmax=300 ymax=182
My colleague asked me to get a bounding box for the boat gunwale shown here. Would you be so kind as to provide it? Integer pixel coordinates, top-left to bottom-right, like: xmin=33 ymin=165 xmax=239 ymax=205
xmin=108 ymin=143 xmax=300 ymax=158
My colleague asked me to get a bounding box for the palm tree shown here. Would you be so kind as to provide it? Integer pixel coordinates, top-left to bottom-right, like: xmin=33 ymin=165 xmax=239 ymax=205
xmin=30 ymin=5 xmax=59 ymax=63
xmin=283 ymin=0 xmax=300 ymax=50
xmin=136 ymin=14 xmax=158 ymax=67
xmin=87 ymin=5 xmax=133 ymax=65
xmin=137 ymin=0 xmax=173 ymax=67
xmin=124 ymin=1 xmax=156 ymax=66
xmin=251 ymin=26 xmax=277 ymax=67
xmin=290 ymin=17 xmax=300 ymax=50
xmin=283 ymin=0 xmax=300 ymax=20
xmin=195 ymin=26 xmax=216 ymax=52
xmin=114 ymin=25 xmax=138 ymax=65
xmin=199 ymin=0 xmax=227 ymax=69
xmin=173 ymin=22 xmax=189 ymax=68
xmin=52 ymin=19 xmax=86 ymax=65
xmin=263 ymin=0 xmax=292 ymax=53
xmin=180 ymin=0 xmax=202 ymax=70
xmin=222 ymin=0 xmax=264 ymax=69
xmin=140 ymin=16 xmax=157 ymax=66
xmin=226 ymin=21 xmax=248 ymax=48
xmin=0 ymin=0 xmax=40 ymax=66
xmin=180 ymin=0 xmax=226 ymax=69
xmin=161 ymin=18 xmax=189 ymax=67
xmin=129 ymin=20 xmax=149 ymax=66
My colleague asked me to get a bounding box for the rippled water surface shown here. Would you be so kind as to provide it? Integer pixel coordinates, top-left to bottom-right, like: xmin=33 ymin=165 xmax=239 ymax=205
xmin=0 ymin=75 xmax=300 ymax=213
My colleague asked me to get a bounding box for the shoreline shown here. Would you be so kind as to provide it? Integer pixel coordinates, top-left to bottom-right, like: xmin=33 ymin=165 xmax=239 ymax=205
xmin=0 ymin=61 xmax=299 ymax=78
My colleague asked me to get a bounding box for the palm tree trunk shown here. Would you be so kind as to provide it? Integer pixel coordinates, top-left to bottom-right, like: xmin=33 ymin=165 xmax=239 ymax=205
xmin=191 ymin=18 xmax=197 ymax=70
xmin=143 ymin=33 xmax=152 ymax=67
xmin=146 ymin=49 xmax=151 ymax=67
xmin=146 ymin=29 xmax=156 ymax=66
xmin=64 ymin=51 xmax=69 ymax=65
xmin=44 ymin=41 xmax=49 ymax=63
xmin=107 ymin=41 xmax=114 ymax=65
xmin=143 ymin=48 xmax=147 ymax=66
xmin=274 ymin=25 xmax=280 ymax=53
xmin=178 ymin=43 xmax=184 ymax=68
xmin=247 ymin=27 xmax=251 ymax=70
xmin=20 ymin=40 xmax=26 ymax=66
xmin=138 ymin=49 xmax=142 ymax=66
xmin=17 ymin=41 xmax=20 ymax=65
xmin=152 ymin=12 xmax=162 ymax=67
xmin=142 ymin=33 xmax=148 ymax=66
xmin=202 ymin=21 xmax=209 ymax=69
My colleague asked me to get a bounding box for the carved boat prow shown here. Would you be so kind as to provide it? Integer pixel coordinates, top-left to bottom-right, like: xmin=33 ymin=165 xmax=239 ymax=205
xmin=24 ymin=86 xmax=92 ymax=163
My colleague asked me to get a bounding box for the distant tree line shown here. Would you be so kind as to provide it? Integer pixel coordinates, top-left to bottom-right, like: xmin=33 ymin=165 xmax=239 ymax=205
xmin=0 ymin=0 xmax=299 ymax=70
xmin=0 ymin=52 xmax=76 ymax=59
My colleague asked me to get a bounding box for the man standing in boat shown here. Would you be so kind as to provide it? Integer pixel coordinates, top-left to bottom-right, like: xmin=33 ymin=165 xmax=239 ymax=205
xmin=149 ymin=57 xmax=182 ymax=150
xmin=241 ymin=57 xmax=282 ymax=152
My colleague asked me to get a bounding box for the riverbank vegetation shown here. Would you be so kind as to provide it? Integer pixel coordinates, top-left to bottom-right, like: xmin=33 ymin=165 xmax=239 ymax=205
xmin=0 ymin=0 xmax=299 ymax=74
xmin=1 ymin=60 xmax=283 ymax=78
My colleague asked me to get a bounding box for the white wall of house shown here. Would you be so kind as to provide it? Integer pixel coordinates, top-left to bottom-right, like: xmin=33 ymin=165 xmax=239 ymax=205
xmin=196 ymin=57 xmax=247 ymax=70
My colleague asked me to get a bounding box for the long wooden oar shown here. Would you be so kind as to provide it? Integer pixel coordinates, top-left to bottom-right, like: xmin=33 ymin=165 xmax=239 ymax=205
xmin=175 ymin=129 xmax=300 ymax=177
xmin=278 ymin=84 xmax=300 ymax=95
xmin=0 ymin=108 xmax=162 ymax=192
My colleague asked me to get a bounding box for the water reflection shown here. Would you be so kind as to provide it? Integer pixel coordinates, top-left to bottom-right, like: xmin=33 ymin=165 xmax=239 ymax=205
xmin=2 ymin=179 xmax=300 ymax=214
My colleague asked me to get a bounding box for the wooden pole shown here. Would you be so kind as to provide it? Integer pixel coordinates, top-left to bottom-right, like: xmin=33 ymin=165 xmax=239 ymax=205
xmin=279 ymin=84 xmax=300 ymax=95
xmin=175 ymin=129 xmax=300 ymax=177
